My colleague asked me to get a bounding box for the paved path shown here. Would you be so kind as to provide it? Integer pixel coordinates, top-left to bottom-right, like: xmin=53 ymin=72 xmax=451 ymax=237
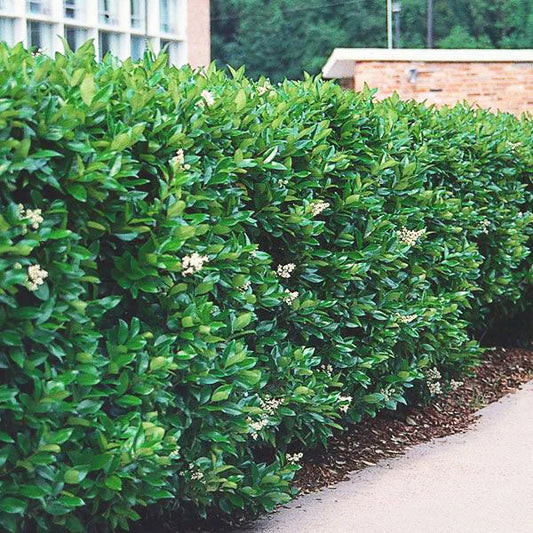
xmin=241 ymin=380 xmax=533 ymax=533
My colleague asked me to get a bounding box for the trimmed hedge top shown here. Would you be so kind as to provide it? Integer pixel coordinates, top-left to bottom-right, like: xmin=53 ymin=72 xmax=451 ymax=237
xmin=0 ymin=42 xmax=531 ymax=532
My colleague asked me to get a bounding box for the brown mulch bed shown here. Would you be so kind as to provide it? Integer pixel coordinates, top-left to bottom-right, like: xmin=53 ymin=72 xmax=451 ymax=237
xmin=293 ymin=347 xmax=533 ymax=494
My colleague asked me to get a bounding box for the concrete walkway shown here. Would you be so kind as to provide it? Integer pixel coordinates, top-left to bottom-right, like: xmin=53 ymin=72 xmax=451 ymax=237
xmin=241 ymin=380 xmax=533 ymax=533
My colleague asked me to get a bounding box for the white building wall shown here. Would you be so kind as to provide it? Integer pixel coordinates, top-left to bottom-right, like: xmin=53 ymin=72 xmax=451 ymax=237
xmin=0 ymin=0 xmax=191 ymax=66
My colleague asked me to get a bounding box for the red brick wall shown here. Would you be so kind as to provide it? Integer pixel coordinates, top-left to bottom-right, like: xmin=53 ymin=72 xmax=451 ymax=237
xmin=187 ymin=0 xmax=211 ymax=68
xmin=354 ymin=61 xmax=533 ymax=114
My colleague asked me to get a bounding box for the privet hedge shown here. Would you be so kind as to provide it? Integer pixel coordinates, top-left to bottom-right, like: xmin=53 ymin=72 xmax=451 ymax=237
xmin=0 ymin=43 xmax=531 ymax=532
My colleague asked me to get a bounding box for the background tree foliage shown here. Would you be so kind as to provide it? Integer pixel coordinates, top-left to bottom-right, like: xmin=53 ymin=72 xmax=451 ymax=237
xmin=211 ymin=0 xmax=533 ymax=81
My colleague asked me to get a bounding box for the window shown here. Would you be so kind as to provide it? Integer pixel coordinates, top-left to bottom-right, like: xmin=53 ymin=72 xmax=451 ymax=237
xmin=64 ymin=0 xmax=77 ymax=19
xmin=27 ymin=20 xmax=53 ymax=51
xmin=160 ymin=39 xmax=182 ymax=65
xmin=27 ymin=0 xmax=48 ymax=15
xmin=131 ymin=0 xmax=145 ymax=29
xmin=131 ymin=35 xmax=147 ymax=60
xmin=160 ymin=0 xmax=178 ymax=34
xmin=99 ymin=0 xmax=118 ymax=25
xmin=99 ymin=30 xmax=120 ymax=59
xmin=0 ymin=17 xmax=15 ymax=45
xmin=65 ymin=25 xmax=87 ymax=51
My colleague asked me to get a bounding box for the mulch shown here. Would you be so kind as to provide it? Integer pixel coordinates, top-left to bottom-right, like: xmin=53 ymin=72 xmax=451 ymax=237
xmin=293 ymin=347 xmax=533 ymax=494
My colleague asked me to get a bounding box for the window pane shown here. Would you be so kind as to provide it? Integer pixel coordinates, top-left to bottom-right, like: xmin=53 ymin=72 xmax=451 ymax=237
xmin=65 ymin=25 xmax=87 ymax=51
xmin=64 ymin=0 xmax=76 ymax=19
xmin=131 ymin=0 xmax=145 ymax=29
xmin=99 ymin=31 xmax=120 ymax=59
xmin=27 ymin=0 xmax=47 ymax=14
xmin=99 ymin=0 xmax=118 ymax=25
xmin=0 ymin=17 xmax=15 ymax=45
xmin=160 ymin=0 xmax=178 ymax=34
xmin=27 ymin=21 xmax=53 ymax=52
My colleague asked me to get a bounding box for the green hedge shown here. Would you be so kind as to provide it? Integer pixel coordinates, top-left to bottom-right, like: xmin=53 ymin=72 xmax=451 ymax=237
xmin=0 ymin=42 xmax=531 ymax=532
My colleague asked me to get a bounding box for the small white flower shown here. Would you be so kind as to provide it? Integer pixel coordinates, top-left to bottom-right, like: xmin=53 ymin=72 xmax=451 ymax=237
xmin=257 ymin=82 xmax=272 ymax=96
xmin=17 ymin=205 xmax=44 ymax=230
xmin=259 ymin=394 xmax=283 ymax=415
xmin=426 ymin=367 xmax=441 ymax=381
xmin=449 ymin=379 xmax=463 ymax=391
xmin=286 ymin=452 xmax=304 ymax=464
xmin=338 ymin=394 xmax=352 ymax=413
xmin=27 ymin=264 xmax=48 ymax=291
xmin=239 ymin=280 xmax=252 ymax=292
xmin=310 ymin=200 xmax=330 ymax=217
xmin=480 ymin=219 xmax=491 ymax=234
xmin=276 ymin=263 xmax=296 ymax=278
xmin=169 ymin=448 xmax=181 ymax=459
xmin=182 ymin=253 xmax=209 ymax=276
xmin=173 ymin=149 xmax=185 ymax=166
xmin=282 ymin=289 xmax=298 ymax=305
xmin=397 ymin=226 xmax=426 ymax=246
xmin=320 ymin=364 xmax=334 ymax=376
xmin=428 ymin=381 xmax=442 ymax=395
xmin=395 ymin=313 xmax=417 ymax=324
xmin=14 ymin=262 xmax=22 ymax=270
xmin=201 ymin=90 xmax=215 ymax=107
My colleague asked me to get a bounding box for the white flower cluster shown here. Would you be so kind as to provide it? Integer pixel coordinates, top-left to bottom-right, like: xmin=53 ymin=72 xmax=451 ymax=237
xmin=449 ymin=379 xmax=464 ymax=391
xmin=320 ymin=363 xmax=333 ymax=377
xmin=426 ymin=367 xmax=442 ymax=396
xmin=182 ymin=253 xmax=209 ymax=276
xmin=277 ymin=178 xmax=289 ymax=187
xmin=259 ymin=394 xmax=283 ymax=415
xmin=276 ymin=263 xmax=296 ymax=278
xmin=169 ymin=448 xmax=181 ymax=459
xmin=246 ymin=416 xmax=268 ymax=440
xmin=18 ymin=204 xmax=43 ymax=230
xmin=282 ymin=289 xmax=299 ymax=305
xmin=257 ymin=82 xmax=272 ymax=96
xmin=239 ymin=280 xmax=252 ymax=292
xmin=310 ymin=201 xmax=330 ymax=217
xmin=171 ymin=149 xmax=191 ymax=171
xmin=246 ymin=395 xmax=283 ymax=440
xmin=286 ymin=452 xmax=304 ymax=464
xmin=27 ymin=265 xmax=48 ymax=291
xmin=480 ymin=219 xmax=491 ymax=234
xmin=338 ymin=394 xmax=352 ymax=413
xmin=426 ymin=368 xmax=441 ymax=381
xmin=190 ymin=467 xmax=204 ymax=481
xmin=397 ymin=227 xmax=426 ymax=246
xmin=380 ymin=388 xmax=396 ymax=402
xmin=201 ymin=89 xmax=215 ymax=107
xmin=396 ymin=313 xmax=417 ymax=324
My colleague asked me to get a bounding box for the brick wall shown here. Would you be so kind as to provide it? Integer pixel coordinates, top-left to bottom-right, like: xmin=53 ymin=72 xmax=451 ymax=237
xmin=323 ymin=49 xmax=533 ymax=115
xmin=187 ymin=0 xmax=211 ymax=68
xmin=355 ymin=61 xmax=532 ymax=114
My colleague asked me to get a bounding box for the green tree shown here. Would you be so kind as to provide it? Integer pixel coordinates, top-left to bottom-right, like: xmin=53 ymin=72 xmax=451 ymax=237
xmin=211 ymin=0 xmax=533 ymax=81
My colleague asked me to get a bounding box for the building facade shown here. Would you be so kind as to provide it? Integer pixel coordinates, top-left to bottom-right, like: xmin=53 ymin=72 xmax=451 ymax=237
xmin=323 ymin=48 xmax=533 ymax=115
xmin=0 ymin=0 xmax=210 ymax=67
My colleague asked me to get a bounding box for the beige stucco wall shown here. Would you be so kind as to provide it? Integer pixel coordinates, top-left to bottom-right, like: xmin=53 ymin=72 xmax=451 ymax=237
xmin=187 ymin=0 xmax=211 ymax=68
